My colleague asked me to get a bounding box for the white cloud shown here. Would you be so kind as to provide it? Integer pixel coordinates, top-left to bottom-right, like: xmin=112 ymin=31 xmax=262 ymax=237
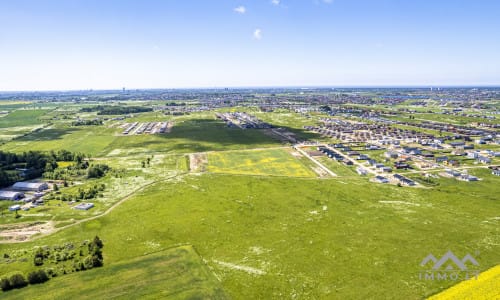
xmin=234 ymin=6 xmax=246 ymax=14
xmin=271 ymin=0 xmax=280 ymax=5
xmin=253 ymin=29 xmax=262 ymax=40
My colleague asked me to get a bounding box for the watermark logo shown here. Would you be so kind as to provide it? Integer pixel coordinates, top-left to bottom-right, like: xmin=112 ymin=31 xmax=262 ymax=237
xmin=419 ymin=250 xmax=479 ymax=281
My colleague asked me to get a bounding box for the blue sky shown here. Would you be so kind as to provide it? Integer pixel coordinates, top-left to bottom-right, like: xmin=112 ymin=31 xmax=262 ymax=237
xmin=0 ymin=0 xmax=499 ymax=90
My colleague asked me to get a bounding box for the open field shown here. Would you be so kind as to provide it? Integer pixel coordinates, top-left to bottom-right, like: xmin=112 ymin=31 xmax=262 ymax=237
xmin=2 ymin=116 xmax=282 ymax=156
xmin=207 ymin=148 xmax=318 ymax=177
xmin=1 ymin=172 xmax=498 ymax=299
xmin=0 ymin=92 xmax=498 ymax=298
xmin=0 ymin=110 xmax=49 ymax=128
xmin=1 ymin=245 xmax=227 ymax=300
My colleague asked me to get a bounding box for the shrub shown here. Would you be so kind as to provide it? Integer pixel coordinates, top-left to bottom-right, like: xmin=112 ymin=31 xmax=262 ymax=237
xmin=34 ymin=256 xmax=44 ymax=266
xmin=0 ymin=277 xmax=12 ymax=291
xmin=27 ymin=270 xmax=49 ymax=284
xmin=83 ymin=256 xmax=94 ymax=270
xmin=9 ymin=273 xmax=28 ymax=289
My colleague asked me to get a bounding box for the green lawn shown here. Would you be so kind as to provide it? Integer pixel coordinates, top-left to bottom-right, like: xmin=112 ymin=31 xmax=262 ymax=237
xmin=1 ymin=245 xmax=226 ymax=300
xmin=207 ymin=148 xmax=317 ymax=177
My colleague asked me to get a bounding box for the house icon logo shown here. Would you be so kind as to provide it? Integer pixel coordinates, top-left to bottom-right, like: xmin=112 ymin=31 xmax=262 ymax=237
xmin=419 ymin=250 xmax=480 ymax=281
xmin=421 ymin=250 xmax=479 ymax=271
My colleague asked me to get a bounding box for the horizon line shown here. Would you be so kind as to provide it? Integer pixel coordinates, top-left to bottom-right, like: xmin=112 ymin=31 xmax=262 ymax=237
xmin=1 ymin=84 xmax=500 ymax=93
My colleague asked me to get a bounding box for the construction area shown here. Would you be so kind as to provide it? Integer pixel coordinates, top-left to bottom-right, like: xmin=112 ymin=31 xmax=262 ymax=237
xmin=120 ymin=121 xmax=173 ymax=135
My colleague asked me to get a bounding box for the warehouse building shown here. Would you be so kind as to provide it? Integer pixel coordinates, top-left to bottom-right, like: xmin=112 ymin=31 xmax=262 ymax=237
xmin=0 ymin=191 xmax=25 ymax=201
xmin=12 ymin=182 xmax=49 ymax=192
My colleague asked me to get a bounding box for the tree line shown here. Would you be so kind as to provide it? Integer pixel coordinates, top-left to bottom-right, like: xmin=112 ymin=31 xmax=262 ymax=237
xmin=0 ymin=150 xmax=88 ymax=188
xmin=80 ymin=105 xmax=153 ymax=115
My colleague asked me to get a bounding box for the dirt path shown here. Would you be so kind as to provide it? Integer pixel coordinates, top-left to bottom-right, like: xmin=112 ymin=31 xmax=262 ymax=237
xmin=294 ymin=146 xmax=337 ymax=177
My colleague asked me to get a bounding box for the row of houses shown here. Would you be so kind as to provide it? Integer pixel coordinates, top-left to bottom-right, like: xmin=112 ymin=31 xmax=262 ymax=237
xmin=445 ymin=169 xmax=479 ymax=181
xmin=317 ymin=147 xmax=353 ymax=165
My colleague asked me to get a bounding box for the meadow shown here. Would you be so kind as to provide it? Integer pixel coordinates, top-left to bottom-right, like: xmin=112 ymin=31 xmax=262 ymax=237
xmin=0 ymin=104 xmax=498 ymax=299
xmin=0 ymin=110 xmax=49 ymax=128
xmin=0 ymin=172 xmax=498 ymax=299
xmin=207 ymin=148 xmax=317 ymax=177
xmin=2 ymin=114 xmax=283 ymax=156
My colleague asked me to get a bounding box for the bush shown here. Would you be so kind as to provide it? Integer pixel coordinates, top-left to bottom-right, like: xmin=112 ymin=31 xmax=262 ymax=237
xmin=27 ymin=270 xmax=49 ymax=284
xmin=0 ymin=277 xmax=12 ymax=291
xmin=34 ymin=256 xmax=44 ymax=266
xmin=83 ymin=256 xmax=94 ymax=270
xmin=9 ymin=273 xmax=28 ymax=289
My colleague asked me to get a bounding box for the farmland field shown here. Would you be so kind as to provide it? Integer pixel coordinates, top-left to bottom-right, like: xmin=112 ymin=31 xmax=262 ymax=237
xmin=207 ymin=148 xmax=317 ymax=177
xmin=0 ymin=110 xmax=49 ymax=128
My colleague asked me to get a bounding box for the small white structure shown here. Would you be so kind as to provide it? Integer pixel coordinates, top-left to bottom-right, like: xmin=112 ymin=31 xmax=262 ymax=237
xmin=73 ymin=203 xmax=94 ymax=211
xmin=9 ymin=204 xmax=21 ymax=211
xmin=0 ymin=191 xmax=24 ymax=201
xmin=12 ymin=182 xmax=49 ymax=192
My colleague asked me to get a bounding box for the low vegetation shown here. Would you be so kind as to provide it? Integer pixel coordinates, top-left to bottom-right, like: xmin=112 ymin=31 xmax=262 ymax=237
xmin=0 ymin=236 xmax=104 ymax=293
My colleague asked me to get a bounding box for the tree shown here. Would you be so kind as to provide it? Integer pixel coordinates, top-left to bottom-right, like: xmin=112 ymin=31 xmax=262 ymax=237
xmin=88 ymin=236 xmax=104 ymax=255
xmin=53 ymin=183 xmax=59 ymax=191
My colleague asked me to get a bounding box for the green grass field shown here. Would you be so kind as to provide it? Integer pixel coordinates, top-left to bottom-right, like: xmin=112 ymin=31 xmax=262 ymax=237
xmin=0 ymin=104 xmax=499 ymax=299
xmin=1 ymin=245 xmax=226 ymax=300
xmin=0 ymin=110 xmax=49 ymax=128
xmin=2 ymin=116 xmax=282 ymax=156
xmin=207 ymin=148 xmax=317 ymax=177
xmin=1 ymin=172 xmax=498 ymax=299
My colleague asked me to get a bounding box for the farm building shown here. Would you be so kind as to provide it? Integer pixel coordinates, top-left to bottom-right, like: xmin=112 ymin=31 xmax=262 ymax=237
xmin=73 ymin=203 xmax=94 ymax=210
xmin=9 ymin=205 xmax=21 ymax=211
xmin=12 ymin=182 xmax=49 ymax=192
xmin=0 ymin=191 xmax=25 ymax=201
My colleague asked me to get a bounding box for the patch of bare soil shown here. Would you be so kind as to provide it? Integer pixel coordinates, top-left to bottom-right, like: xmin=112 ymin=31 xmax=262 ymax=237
xmin=189 ymin=153 xmax=208 ymax=172
xmin=0 ymin=221 xmax=55 ymax=243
